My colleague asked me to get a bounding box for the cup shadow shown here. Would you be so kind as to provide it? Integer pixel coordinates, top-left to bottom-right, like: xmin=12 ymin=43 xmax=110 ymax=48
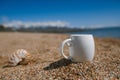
xmin=43 ymin=58 xmax=73 ymax=70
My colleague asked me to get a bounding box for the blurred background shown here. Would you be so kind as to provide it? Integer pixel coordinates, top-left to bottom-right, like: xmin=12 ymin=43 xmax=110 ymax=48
xmin=0 ymin=0 xmax=120 ymax=38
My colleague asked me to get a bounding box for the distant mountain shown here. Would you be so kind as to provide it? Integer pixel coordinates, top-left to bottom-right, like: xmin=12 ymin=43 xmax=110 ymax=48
xmin=0 ymin=24 xmax=120 ymax=34
xmin=17 ymin=26 xmax=84 ymax=33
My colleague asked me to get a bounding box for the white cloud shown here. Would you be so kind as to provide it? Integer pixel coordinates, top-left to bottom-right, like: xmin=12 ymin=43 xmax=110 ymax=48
xmin=3 ymin=20 xmax=70 ymax=28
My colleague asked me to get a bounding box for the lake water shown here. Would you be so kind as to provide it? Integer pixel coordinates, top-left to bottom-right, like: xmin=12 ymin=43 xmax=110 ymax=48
xmin=70 ymin=27 xmax=120 ymax=38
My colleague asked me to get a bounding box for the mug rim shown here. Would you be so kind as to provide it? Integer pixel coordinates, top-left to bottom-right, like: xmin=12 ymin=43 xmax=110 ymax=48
xmin=71 ymin=34 xmax=93 ymax=36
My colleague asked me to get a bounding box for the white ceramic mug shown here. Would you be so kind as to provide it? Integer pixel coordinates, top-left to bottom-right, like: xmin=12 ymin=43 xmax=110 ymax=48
xmin=60 ymin=34 xmax=95 ymax=62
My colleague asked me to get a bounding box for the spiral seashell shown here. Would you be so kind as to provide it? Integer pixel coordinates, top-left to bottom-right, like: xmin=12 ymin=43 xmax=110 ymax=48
xmin=2 ymin=49 xmax=31 ymax=68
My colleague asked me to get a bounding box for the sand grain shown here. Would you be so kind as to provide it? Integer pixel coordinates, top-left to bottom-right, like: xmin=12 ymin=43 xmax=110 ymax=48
xmin=0 ymin=32 xmax=120 ymax=80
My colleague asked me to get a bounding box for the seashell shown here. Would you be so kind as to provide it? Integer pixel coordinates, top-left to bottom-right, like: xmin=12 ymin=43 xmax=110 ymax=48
xmin=2 ymin=49 xmax=31 ymax=68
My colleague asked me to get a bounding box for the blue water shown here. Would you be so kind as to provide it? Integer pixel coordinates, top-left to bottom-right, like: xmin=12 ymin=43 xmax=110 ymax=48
xmin=70 ymin=27 xmax=120 ymax=38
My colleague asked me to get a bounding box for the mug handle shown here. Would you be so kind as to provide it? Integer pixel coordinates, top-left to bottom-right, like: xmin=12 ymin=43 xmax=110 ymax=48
xmin=60 ymin=38 xmax=71 ymax=59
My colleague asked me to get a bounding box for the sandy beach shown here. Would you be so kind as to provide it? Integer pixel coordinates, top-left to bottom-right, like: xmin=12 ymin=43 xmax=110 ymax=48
xmin=0 ymin=32 xmax=119 ymax=80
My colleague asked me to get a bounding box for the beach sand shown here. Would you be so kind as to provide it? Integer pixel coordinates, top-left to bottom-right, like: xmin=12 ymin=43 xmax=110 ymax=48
xmin=0 ymin=32 xmax=120 ymax=80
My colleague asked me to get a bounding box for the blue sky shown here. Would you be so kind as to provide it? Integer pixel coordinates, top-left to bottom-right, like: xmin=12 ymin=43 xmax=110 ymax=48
xmin=0 ymin=0 xmax=120 ymax=28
